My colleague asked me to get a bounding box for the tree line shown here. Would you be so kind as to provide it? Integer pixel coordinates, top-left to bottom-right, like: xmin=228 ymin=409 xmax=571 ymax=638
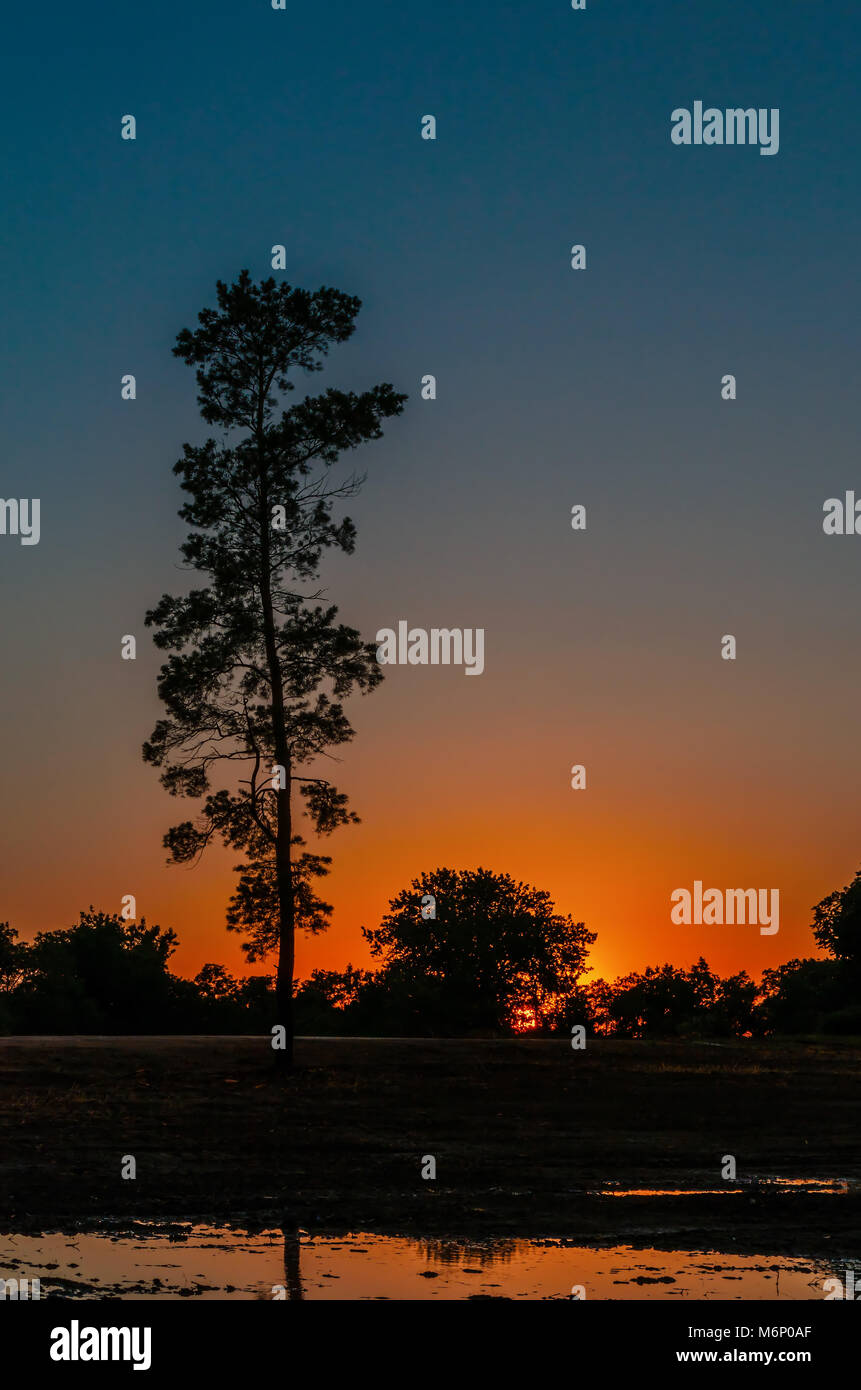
xmin=1 ymin=864 xmax=858 ymax=1038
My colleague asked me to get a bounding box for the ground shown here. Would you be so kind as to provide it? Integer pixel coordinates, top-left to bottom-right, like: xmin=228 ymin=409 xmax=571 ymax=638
xmin=1 ymin=1035 xmax=859 ymax=1255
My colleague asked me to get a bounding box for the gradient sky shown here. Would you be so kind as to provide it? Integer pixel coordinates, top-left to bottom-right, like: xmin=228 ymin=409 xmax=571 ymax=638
xmin=1 ymin=1 xmax=859 ymax=988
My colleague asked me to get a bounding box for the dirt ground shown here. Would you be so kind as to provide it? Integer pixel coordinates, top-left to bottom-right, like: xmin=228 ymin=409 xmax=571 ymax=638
xmin=1 ymin=1035 xmax=859 ymax=1254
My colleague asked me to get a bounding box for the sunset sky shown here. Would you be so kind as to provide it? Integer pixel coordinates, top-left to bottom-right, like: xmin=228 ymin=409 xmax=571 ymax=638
xmin=1 ymin=0 xmax=858 ymax=988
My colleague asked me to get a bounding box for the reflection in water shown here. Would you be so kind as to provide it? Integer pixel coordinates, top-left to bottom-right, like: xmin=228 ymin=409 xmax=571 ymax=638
xmin=417 ymin=1237 xmax=519 ymax=1267
xmin=596 ymin=1178 xmax=853 ymax=1197
xmin=0 ymin=1226 xmax=856 ymax=1301
xmin=283 ymin=1229 xmax=304 ymax=1301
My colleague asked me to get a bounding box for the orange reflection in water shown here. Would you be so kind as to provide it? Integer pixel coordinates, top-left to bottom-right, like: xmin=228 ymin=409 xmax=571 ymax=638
xmin=0 ymin=1227 xmax=844 ymax=1301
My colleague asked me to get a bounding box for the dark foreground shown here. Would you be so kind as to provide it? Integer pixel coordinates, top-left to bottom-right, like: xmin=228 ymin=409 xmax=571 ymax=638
xmin=1 ymin=1036 xmax=859 ymax=1256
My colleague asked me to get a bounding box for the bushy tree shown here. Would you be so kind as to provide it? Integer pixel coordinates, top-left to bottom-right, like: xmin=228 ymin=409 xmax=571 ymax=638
xmin=15 ymin=910 xmax=180 ymax=1033
xmin=0 ymin=922 xmax=26 ymax=994
xmin=758 ymin=957 xmax=854 ymax=1034
xmin=811 ymin=867 xmax=861 ymax=963
xmin=362 ymin=867 xmax=596 ymax=1035
xmin=593 ymin=958 xmax=760 ymax=1038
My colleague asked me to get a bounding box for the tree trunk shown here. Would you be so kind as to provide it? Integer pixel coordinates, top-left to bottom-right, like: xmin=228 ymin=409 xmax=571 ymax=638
xmin=274 ymin=772 xmax=295 ymax=1069
xmin=259 ymin=464 xmax=295 ymax=1070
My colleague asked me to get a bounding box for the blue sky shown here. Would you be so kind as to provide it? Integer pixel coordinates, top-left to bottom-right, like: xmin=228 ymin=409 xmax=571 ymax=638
xmin=1 ymin=1 xmax=858 ymax=979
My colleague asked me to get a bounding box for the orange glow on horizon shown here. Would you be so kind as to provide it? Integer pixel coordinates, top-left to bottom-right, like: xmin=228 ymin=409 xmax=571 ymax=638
xmin=3 ymin=642 xmax=848 ymax=994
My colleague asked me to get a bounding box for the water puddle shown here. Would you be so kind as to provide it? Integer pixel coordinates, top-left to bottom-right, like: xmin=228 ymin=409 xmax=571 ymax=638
xmin=0 ymin=1227 xmax=852 ymax=1300
xmin=595 ymin=1178 xmax=854 ymax=1197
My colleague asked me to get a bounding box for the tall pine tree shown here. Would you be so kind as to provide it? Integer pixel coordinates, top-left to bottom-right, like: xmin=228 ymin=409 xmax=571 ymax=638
xmin=144 ymin=271 xmax=405 ymax=1064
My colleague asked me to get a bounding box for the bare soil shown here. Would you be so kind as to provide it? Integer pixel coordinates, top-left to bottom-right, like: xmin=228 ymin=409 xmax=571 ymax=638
xmin=1 ymin=1035 xmax=859 ymax=1255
